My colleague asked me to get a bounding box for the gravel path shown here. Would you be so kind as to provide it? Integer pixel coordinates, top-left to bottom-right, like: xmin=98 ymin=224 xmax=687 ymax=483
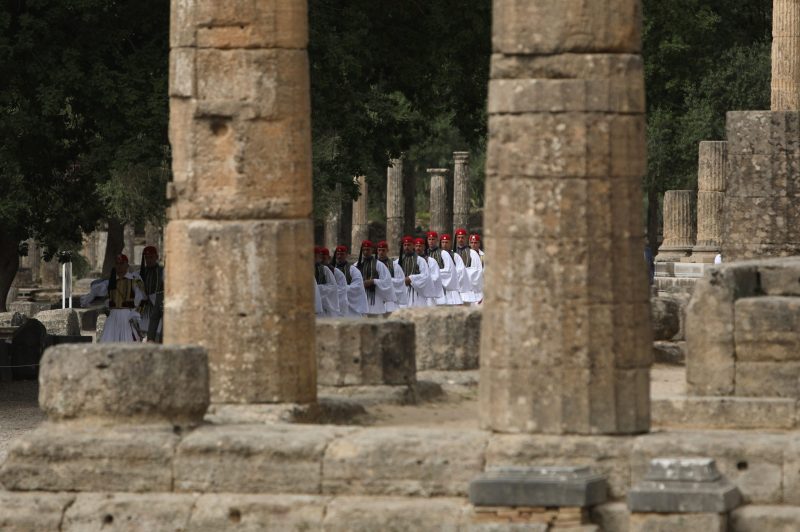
xmin=0 ymin=380 xmax=44 ymax=463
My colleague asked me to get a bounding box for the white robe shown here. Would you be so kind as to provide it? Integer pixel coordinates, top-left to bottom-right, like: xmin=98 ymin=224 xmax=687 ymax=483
xmin=339 ymin=264 xmax=368 ymax=317
xmin=363 ymin=259 xmax=396 ymax=315
xmin=331 ymin=267 xmax=348 ymax=317
xmin=424 ymin=256 xmax=443 ymax=306
xmin=457 ymin=248 xmax=483 ymax=303
xmin=92 ymin=273 xmax=146 ymax=343
xmin=380 ymin=259 xmax=407 ymax=312
xmin=314 ymin=279 xmax=324 ymax=316
xmin=434 ymin=250 xmax=463 ymax=305
xmin=398 ymin=255 xmax=429 ymax=308
xmin=317 ymin=266 xmax=340 ymax=317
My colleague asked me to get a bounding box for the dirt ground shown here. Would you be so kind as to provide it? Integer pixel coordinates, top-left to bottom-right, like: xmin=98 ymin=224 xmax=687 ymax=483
xmin=0 ymin=380 xmax=45 ymax=463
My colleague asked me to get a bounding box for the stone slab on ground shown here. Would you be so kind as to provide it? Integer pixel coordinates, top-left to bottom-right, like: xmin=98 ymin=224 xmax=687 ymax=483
xmin=323 ymin=496 xmax=467 ymax=532
xmin=0 ymin=423 xmax=179 ymax=492
xmin=392 ymin=306 xmax=481 ymax=370
xmin=317 ymin=380 xmax=444 ymax=406
xmin=63 ymin=492 xmax=197 ymax=532
xmin=470 ymin=467 xmax=607 ymax=508
xmin=651 ymin=396 xmax=797 ymax=430
xmin=205 ymin=398 xmax=368 ymax=425
xmin=32 ymin=309 xmax=80 ymax=336
xmin=628 ymin=512 xmax=726 ymax=532
xmin=0 ymin=491 xmax=75 ymax=531
xmin=323 ymin=427 xmax=489 ymax=497
xmin=730 ymin=505 xmax=800 ymax=531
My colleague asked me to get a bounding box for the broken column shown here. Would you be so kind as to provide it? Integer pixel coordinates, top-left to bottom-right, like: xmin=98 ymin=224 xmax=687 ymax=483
xmin=165 ymin=1 xmax=316 ymax=404
xmin=386 ymin=158 xmax=404 ymax=248
xmin=351 ymin=175 xmax=369 ymax=247
xmin=655 ymin=190 xmax=696 ymax=262
xmin=692 ymin=142 xmax=727 ymax=262
xmin=452 ymin=151 xmax=470 ymax=233
xmin=772 ymin=0 xmax=800 ymax=111
xmin=481 ymin=0 xmax=651 ymax=434
xmin=428 ymin=168 xmax=450 ymax=236
xmin=324 ymin=183 xmax=342 ymax=251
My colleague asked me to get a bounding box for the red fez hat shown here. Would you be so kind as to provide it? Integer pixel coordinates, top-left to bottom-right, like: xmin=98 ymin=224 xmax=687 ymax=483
xmin=377 ymin=240 xmax=388 ymax=249
xmin=143 ymin=245 xmax=158 ymax=255
xmin=335 ymin=245 xmax=348 ymax=254
xmin=313 ymin=246 xmax=322 ymax=254
xmin=455 ymin=228 xmax=468 ymax=237
xmin=440 ymin=234 xmax=452 ymax=241
xmin=115 ymin=254 xmax=129 ymax=264
xmin=414 ymin=238 xmax=425 ymax=246
xmin=361 ymin=240 xmax=374 ymax=248
xmin=320 ymin=247 xmax=331 ymax=257
xmin=426 ymin=231 xmax=438 ymax=239
xmin=402 ymin=236 xmax=414 ymax=245
xmin=469 ymin=234 xmax=481 ymax=242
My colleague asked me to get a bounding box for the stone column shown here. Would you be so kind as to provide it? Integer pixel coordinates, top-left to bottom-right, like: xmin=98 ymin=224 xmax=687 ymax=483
xmin=324 ymin=183 xmax=342 ymax=251
xmin=481 ymin=0 xmax=651 ymax=434
xmin=772 ymin=0 xmax=800 ymax=110
xmin=144 ymin=222 xmax=164 ymax=253
xmin=428 ymin=168 xmax=450 ymax=235
xmin=123 ymin=224 xmax=136 ymax=265
xmin=386 ymin=158 xmax=404 ymax=247
xmin=351 ymin=175 xmax=369 ymax=247
xmin=656 ymin=190 xmax=697 ymax=262
xmin=28 ymin=240 xmax=40 ymax=283
xmin=692 ymin=142 xmax=727 ymax=262
xmin=403 ymin=168 xmax=417 ymax=236
xmin=452 ymin=151 xmax=470 ymax=233
xmin=166 ymin=1 xmax=315 ymax=404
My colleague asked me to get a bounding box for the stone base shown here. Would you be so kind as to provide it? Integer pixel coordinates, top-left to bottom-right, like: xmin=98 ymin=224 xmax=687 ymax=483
xmin=391 ymin=306 xmax=481 ymax=370
xmin=652 ymin=396 xmax=797 ymax=430
xmin=318 ymin=380 xmax=444 ymax=406
xmin=204 ymin=399 xmax=368 ymax=425
xmin=629 ymin=512 xmax=726 ymax=532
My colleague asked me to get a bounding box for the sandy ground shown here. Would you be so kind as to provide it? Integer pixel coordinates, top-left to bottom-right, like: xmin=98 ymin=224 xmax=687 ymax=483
xmin=0 ymin=365 xmax=687 ymax=460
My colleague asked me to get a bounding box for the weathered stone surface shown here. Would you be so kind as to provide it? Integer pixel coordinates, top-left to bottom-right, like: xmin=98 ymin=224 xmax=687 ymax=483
xmin=465 ymin=524 xmax=548 ymax=532
xmin=164 ymin=219 xmax=316 ymax=404
xmin=428 ymin=168 xmax=451 ymax=236
xmin=351 ymin=174 xmax=369 ymax=247
xmin=75 ymin=307 xmax=100 ymax=331
xmin=175 ymin=424 xmax=349 ymax=494
xmin=188 ymin=494 xmax=327 ymax=531
xmin=735 ymin=361 xmax=800 ymax=397
xmin=323 ymin=496 xmax=467 ymax=532
xmin=470 ymin=466 xmax=607 ymax=508
xmin=686 ymin=265 xmax=759 ymax=395
xmin=0 ymin=424 xmax=178 ymax=492
xmin=760 ymin=261 xmax=800 ymax=296
xmin=316 ymin=319 xmax=416 ymax=386
xmin=9 ymin=300 xmax=51 ymax=317
xmin=95 ymin=313 xmax=106 ymax=339
xmin=63 ymin=493 xmax=197 ymax=532
xmin=323 ymin=428 xmax=488 ymax=497
xmin=0 ymin=492 xmax=75 ymax=531
xmin=730 ymin=505 xmax=800 ymax=531
xmin=0 ymin=312 xmax=25 ymax=326
xmin=778 ymin=433 xmax=800 ymax=505
xmin=651 ymin=396 xmax=797 ymax=430
xmin=734 ymin=297 xmax=800 ymax=362
xmin=452 ymin=152 xmax=470 ymax=234
xmin=656 ymin=190 xmax=696 ymax=261
xmin=492 ymin=0 xmax=641 ymax=54
xmin=392 ymin=306 xmax=481 ymax=370
xmin=590 ymin=502 xmax=629 ymax=532
xmin=632 ymin=431 xmax=785 ymax=504
xmin=39 ymin=344 xmax=208 ymax=425
xmin=32 ymin=309 xmax=80 ymax=336
xmin=629 ymin=513 xmax=726 ymax=532
xmin=485 ymin=435 xmax=633 ymax=499
xmin=651 ymin=297 xmax=680 ymax=340
xmin=652 ymin=341 xmax=685 ymax=365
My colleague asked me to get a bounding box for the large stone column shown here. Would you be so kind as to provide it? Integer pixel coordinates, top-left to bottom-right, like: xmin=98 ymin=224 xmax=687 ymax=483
xmin=123 ymin=224 xmax=136 ymax=264
xmin=772 ymin=0 xmax=800 ymax=110
xmin=324 ymin=183 xmax=342 ymax=251
xmin=428 ymin=168 xmax=450 ymax=235
xmin=452 ymin=151 xmax=470 ymax=232
xmin=480 ymin=0 xmax=651 ymax=434
xmin=28 ymin=240 xmax=40 ymax=284
xmin=386 ymin=158 xmax=404 ymax=247
xmin=692 ymin=142 xmax=727 ymax=262
xmin=351 ymin=175 xmax=369 ymax=247
xmin=165 ymin=1 xmax=315 ymax=404
xmin=655 ymin=191 xmax=697 ymax=262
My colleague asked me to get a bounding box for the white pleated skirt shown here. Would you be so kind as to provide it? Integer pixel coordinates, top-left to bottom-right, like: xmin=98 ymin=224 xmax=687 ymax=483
xmin=99 ymin=309 xmax=142 ymax=342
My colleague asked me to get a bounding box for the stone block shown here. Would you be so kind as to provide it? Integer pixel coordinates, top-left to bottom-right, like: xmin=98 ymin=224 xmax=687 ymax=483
xmin=75 ymin=307 xmax=99 ymax=331
xmin=62 ymin=493 xmax=197 ymax=532
xmin=632 ymin=431 xmax=785 ymax=504
xmin=322 ymin=428 xmax=488 ymax=497
xmin=392 ymin=306 xmax=481 ymax=370
xmin=323 ymin=496 xmax=467 ymax=532
xmin=485 ymin=435 xmax=633 ymax=499
xmin=779 ymin=433 xmax=800 ymax=505
xmin=651 ymin=396 xmax=797 ymax=430
xmin=629 ymin=513 xmax=726 ymax=532
xmin=39 ymin=344 xmax=209 ymax=425
xmin=175 ymin=424 xmax=348 ymax=493
xmin=0 ymin=492 xmax=75 ymax=531
xmin=758 ymin=258 xmax=800 ymax=295
xmin=734 ymin=297 xmax=800 ymax=362
xmin=0 ymin=311 xmax=26 ymax=326
xmin=590 ymin=502 xmax=629 ymax=532
xmin=316 ymin=318 xmax=416 ymax=386
xmin=9 ymin=300 xmax=51 ymax=317
xmin=486 ymin=113 xmax=646 ymax=180
xmin=726 ymin=111 xmax=800 ymax=157
xmin=164 ymin=219 xmax=316 ymax=404
xmin=730 ymin=505 xmax=800 ymax=531
xmin=652 ymin=341 xmax=686 ymax=365
xmin=95 ymin=314 xmax=106 ymax=338
xmin=735 ymin=361 xmax=800 ymax=397
xmin=0 ymin=424 xmax=178 ymax=492
xmin=470 ymin=466 xmax=607 ymax=508
xmin=465 ymin=524 xmax=549 ymax=532
xmin=492 ymin=0 xmax=641 ymax=54
xmin=686 ymin=265 xmax=759 ymax=395
xmin=188 ymin=494 xmax=328 ymax=531
xmin=651 ymin=297 xmax=680 ymax=340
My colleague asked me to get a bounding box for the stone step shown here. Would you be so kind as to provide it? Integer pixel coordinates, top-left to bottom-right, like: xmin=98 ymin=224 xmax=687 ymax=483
xmin=652 ymin=396 xmax=797 ymax=430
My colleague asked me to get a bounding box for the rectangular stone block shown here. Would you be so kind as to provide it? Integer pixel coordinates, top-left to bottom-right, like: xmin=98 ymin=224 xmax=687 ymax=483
xmin=188 ymin=494 xmax=328 ymax=531
xmin=32 ymin=309 xmax=80 ymax=336
xmin=632 ymin=431 xmax=786 ymax=504
xmin=735 ymin=361 xmax=800 ymax=397
xmin=0 ymin=424 xmax=178 ymax=492
xmin=486 ymin=113 xmax=646 ymax=180
xmin=322 ymin=496 xmax=467 ymax=532
xmin=164 ymin=220 xmax=316 ymax=404
xmin=470 ymin=466 xmax=607 ymax=508
xmin=758 ymin=259 xmax=800 ymax=295
xmin=322 ymin=428 xmax=488 ymax=496
xmin=492 ymin=0 xmax=641 ymax=54
xmin=0 ymin=492 xmax=75 ymax=532
xmin=726 ymin=110 xmax=800 ymax=156
xmin=169 ymin=47 xmax=195 ymax=98
xmin=730 ymin=505 xmax=800 ymax=532
xmin=63 ymin=493 xmax=197 ymax=532
xmin=590 ymin=502 xmax=629 ymax=532
xmin=175 ymin=424 xmax=348 ymax=493
xmin=391 ymin=306 xmax=481 ymax=371
xmin=651 ymin=396 xmax=797 ymax=430
xmin=776 ymin=432 xmax=800 ymax=505
xmin=629 ymin=513 xmax=726 ymax=532
xmin=316 ymin=319 xmax=416 ymax=386
xmin=734 ymin=297 xmax=800 ymax=362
